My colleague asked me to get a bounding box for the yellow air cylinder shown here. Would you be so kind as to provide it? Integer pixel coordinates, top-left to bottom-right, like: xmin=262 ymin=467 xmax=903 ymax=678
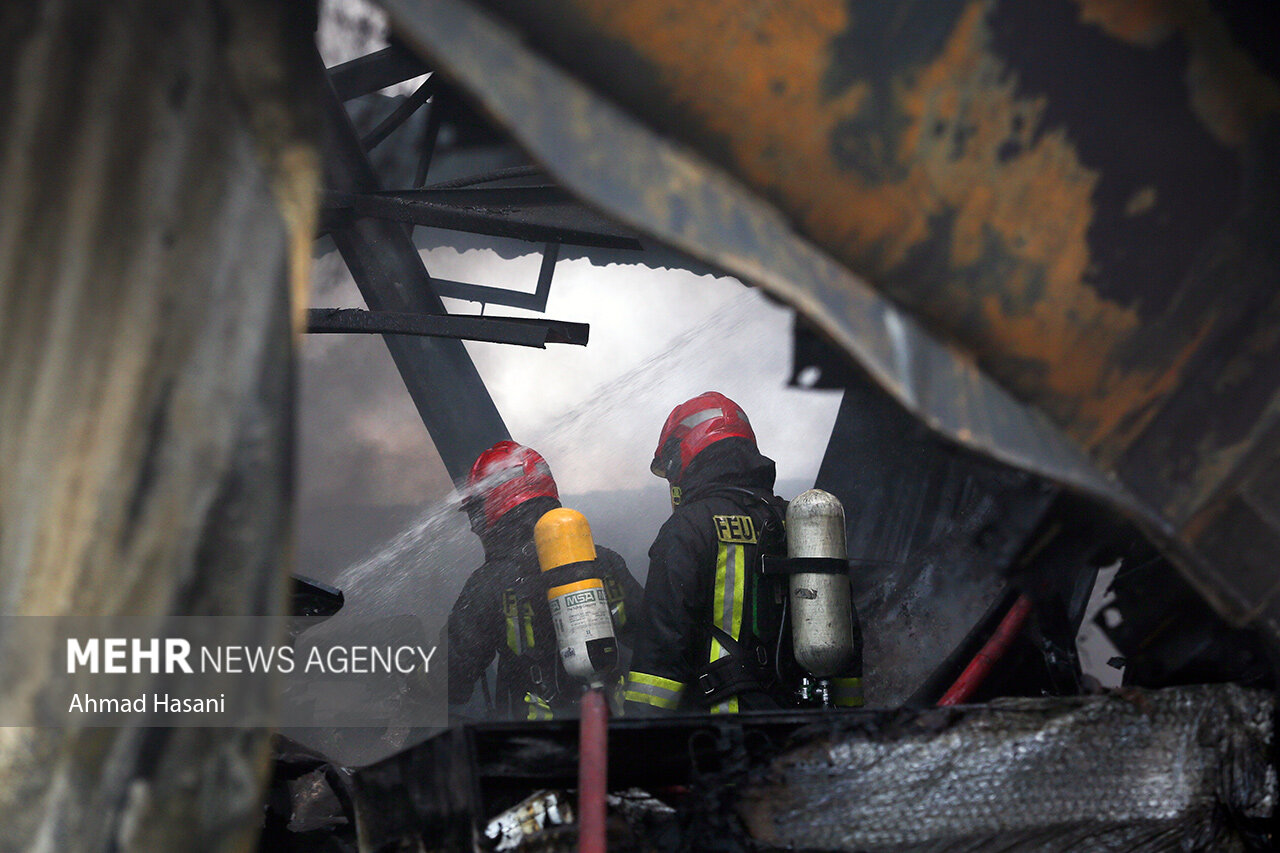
xmin=535 ymin=508 xmax=618 ymax=683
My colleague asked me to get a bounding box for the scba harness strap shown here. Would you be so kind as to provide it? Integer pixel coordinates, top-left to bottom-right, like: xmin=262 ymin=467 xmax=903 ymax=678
xmin=692 ymin=487 xmax=788 ymax=709
xmin=696 ymin=626 xmax=772 ymax=705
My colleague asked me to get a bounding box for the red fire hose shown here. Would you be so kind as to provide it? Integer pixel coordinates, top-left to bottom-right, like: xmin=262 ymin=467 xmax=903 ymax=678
xmin=937 ymin=594 xmax=1033 ymax=706
xmin=578 ymin=688 xmax=609 ymax=853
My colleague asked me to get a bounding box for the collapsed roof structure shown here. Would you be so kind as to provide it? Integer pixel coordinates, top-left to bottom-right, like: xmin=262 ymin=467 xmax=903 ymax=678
xmin=2 ymin=0 xmax=1279 ymax=849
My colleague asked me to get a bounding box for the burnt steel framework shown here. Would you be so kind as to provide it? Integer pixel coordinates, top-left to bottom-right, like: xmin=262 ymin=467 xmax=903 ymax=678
xmin=260 ymin=11 xmax=1280 ymax=851
xmin=310 ymin=0 xmax=1280 ymax=722
xmin=381 ymin=0 xmax=1280 ymax=645
xmin=315 ymin=45 xmax=639 ymax=479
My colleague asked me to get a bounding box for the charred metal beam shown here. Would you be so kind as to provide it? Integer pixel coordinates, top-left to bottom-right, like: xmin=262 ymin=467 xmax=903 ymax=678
xmin=291 ymin=575 xmax=344 ymax=621
xmin=320 ymin=56 xmax=508 ymax=481
xmin=289 ymin=576 xmax=345 ymax=643
xmin=424 ymin=163 xmax=544 ymax=189
xmin=306 ymin=307 xmax=589 ymax=347
xmin=473 ymin=315 xmax=588 ymax=345
xmin=360 ymin=74 xmax=437 ymax=151
xmin=327 ymin=42 xmax=429 ymax=101
xmin=431 ymin=241 xmax=559 ymax=311
xmin=413 ymin=82 xmax=450 ymax=186
xmin=324 ymin=186 xmax=642 ymax=249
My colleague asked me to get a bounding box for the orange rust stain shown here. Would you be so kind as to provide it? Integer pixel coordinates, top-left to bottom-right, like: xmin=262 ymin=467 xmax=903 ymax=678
xmin=1075 ymin=0 xmax=1176 ymax=45
xmin=559 ymin=0 xmax=1256 ymax=448
xmin=573 ymin=0 xmax=924 ymax=260
xmin=1100 ymin=312 xmax=1217 ymax=462
xmin=1180 ymin=500 xmax=1221 ymax=541
xmin=1074 ymin=0 xmax=1280 ymax=148
xmin=1183 ymin=20 xmax=1280 ymax=148
xmin=1125 ymin=186 xmax=1158 ymax=216
xmin=876 ymin=3 xmax=1220 ymax=448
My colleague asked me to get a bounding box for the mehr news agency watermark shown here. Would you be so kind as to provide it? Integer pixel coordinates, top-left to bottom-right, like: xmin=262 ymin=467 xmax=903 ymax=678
xmin=64 ymin=638 xmax=438 ymax=715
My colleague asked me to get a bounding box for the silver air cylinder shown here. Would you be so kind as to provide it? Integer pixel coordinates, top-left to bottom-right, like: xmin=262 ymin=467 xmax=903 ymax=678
xmin=787 ymin=489 xmax=857 ymax=677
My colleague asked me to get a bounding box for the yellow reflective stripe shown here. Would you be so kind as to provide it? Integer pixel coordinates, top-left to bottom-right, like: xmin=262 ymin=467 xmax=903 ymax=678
xmin=623 ymin=689 xmax=679 ymax=709
xmin=605 ymin=576 xmax=627 ymax=627
xmin=832 ymin=677 xmax=864 ymax=708
xmin=522 ymin=601 xmax=535 ymax=649
xmin=627 ymin=671 xmax=683 ymax=691
xmin=710 ymin=543 xmax=743 ymax=661
xmin=623 ymin=671 xmax=684 ymax=709
xmin=729 ymin=545 xmax=743 ymax=642
xmin=711 ymin=543 xmax=729 ymax=661
xmin=708 ymin=542 xmax=745 ymax=714
xmin=525 ymin=692 xmax=553 ymax=721
xmin=504 ymin=592 xmax=520 ymax=655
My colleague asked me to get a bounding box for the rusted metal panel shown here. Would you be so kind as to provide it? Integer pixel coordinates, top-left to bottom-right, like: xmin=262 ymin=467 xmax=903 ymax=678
xmin=385 ymin=0 xmax=1280 ymax=640
xmin=465 ymin=0 xmax=1279 ymax=457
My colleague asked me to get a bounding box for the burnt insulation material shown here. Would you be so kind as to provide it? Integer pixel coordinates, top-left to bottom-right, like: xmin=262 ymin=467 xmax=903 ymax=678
xmin=738 ymin=685 xmax=1275 ymax=852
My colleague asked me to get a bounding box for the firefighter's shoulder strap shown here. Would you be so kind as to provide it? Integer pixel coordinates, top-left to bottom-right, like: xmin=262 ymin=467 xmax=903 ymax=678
xmin=501 ymin=574 xmax=562 ymax=706
xmin=696 ymin=625 xmax=771 ymax=705
xmin=691 ymin=485 xmax=787 ymax=706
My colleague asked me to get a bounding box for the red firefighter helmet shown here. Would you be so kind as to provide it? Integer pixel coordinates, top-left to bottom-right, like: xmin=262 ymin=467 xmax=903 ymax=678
xmin=651 ymin=392 xmax=756 ymax=481
xmin=464 ymin=441 xmax=559 ymax=530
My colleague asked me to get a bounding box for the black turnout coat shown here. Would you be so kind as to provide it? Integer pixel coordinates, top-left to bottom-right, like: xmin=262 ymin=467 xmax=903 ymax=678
xmin=445 ymin=497 xmax=644 ymax=720
xmin=623 ymin=439 xmax=793 ymax=714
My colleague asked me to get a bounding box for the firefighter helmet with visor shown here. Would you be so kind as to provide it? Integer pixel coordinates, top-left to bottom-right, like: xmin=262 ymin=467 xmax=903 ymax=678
xmin=464 ymin=441 xmax=559 ymax=530
xmin=652 ymin=392 xmax=756 ymax=482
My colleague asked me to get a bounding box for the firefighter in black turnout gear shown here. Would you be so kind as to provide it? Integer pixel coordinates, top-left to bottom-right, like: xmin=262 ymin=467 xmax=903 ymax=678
xmin=444 ymin=441 xmax=644 ymax=720
xmin=624 ymin=392 xmax=863 ymax=714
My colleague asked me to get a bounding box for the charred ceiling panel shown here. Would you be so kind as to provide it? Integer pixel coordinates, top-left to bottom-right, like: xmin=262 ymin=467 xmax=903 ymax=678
xmin=383 ymin=0 xmax=1280 ymax=641
xmin=815 ymin=373 xmax=1055 ymax=705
